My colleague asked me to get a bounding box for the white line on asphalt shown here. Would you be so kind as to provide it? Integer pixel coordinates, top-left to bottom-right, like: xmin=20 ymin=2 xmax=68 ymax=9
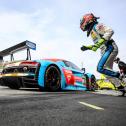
xmin=78 ymin=101 xmax=104 ymax=110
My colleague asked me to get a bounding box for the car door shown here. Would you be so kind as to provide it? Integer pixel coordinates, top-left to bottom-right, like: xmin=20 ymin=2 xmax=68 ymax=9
xmin=63 ymin=60 xmax=85 ymax=87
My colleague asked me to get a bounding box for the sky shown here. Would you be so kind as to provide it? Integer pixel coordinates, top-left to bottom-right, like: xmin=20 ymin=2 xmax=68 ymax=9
xmin=0 ymin=0 xmax=126 ymax=78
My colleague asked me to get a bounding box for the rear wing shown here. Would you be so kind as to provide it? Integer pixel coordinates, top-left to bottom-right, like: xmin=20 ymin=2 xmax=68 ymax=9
xmin=0 ymin=40 xmax=36 ymax=61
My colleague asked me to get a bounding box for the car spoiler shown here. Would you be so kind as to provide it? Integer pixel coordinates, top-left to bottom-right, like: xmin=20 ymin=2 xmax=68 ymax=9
xmin=0 ymin=40 xmax=36 ymax=61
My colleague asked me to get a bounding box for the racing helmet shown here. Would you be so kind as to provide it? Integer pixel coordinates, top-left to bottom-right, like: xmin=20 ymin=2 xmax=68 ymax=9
xmin=80 ymin=13 xmax=99 ymax=31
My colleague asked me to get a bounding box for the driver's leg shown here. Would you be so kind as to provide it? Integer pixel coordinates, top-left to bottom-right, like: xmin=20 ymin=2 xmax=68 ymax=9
xmin=97 ymin=44 xmax=119 ymax=77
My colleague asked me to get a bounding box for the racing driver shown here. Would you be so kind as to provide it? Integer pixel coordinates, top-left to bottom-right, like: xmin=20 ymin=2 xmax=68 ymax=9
xmin=80 ymin=13 xmax=125 ymax=92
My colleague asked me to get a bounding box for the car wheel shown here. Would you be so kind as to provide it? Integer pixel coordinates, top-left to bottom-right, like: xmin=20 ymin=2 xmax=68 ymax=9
xmin=90 ymin=75 xmax=97 ymax=91
xmin=86 ymin=75 xmax=97 ymax=91
xmin=44 ymin=65 xmax=61 ymax=91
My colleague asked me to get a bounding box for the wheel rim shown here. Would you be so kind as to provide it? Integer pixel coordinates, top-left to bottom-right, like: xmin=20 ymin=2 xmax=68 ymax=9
xmin=45 ymin=66 xmax=61 ymax=91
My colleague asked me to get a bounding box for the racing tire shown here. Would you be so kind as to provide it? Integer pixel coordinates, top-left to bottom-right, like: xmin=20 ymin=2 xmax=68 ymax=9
xmin=44 ymin=65 xmax=61 ymax=91
xmin=86 ymin=75 xmax=97 ymax=91
xmin=90 ymin=75 xmax=97 ymax=91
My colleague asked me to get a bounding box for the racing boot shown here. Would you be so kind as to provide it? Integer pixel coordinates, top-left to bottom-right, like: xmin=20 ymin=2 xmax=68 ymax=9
xmin=116 ymin=73 xmax=126 ymax=96
xmin=118 ymin=73 xmax=126 ymax=87
xmin=119 ymin=72 xmax=125 ymax=79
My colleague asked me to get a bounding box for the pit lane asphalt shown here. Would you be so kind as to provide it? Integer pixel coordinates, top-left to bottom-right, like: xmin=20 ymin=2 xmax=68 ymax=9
xmin=0 ymin=86 xmax=126 ymax=126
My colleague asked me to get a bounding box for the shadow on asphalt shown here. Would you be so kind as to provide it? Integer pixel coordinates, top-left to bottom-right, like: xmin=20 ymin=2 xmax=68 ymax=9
xmin=20 ymin=88 xmax=87 ymax=93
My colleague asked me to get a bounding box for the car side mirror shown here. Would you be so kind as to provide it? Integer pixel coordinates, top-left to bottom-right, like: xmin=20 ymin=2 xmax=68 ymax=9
xmin=81 ymin=68 xmax=85 ymax=73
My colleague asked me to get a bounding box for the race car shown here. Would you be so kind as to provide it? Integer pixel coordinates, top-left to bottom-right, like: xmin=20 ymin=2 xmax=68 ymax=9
xmin=0 ymin=40 xmax=97 ymax=91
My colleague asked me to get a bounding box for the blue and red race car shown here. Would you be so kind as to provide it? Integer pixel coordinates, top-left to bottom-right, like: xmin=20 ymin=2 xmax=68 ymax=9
xmin=0 ymin=41 xmax=97 ymax=91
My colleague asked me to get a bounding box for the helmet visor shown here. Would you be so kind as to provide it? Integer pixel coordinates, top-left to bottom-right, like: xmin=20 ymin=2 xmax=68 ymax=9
xmin=80 ymin=20 xmax=88 ymax=31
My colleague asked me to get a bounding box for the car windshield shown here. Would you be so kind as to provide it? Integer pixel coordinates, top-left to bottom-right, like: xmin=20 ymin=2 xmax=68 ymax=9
xmin=63 ymin=60 xmax=81 ymax=71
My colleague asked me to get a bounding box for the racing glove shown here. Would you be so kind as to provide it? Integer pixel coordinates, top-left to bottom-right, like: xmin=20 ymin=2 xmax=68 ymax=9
xmin=81 ymin=45 xmax=93 ymax=51
xmin=91 ymin=38 xmax=106 ymax=52
xmin=81 ymin=38 xmax=106 ymax=52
